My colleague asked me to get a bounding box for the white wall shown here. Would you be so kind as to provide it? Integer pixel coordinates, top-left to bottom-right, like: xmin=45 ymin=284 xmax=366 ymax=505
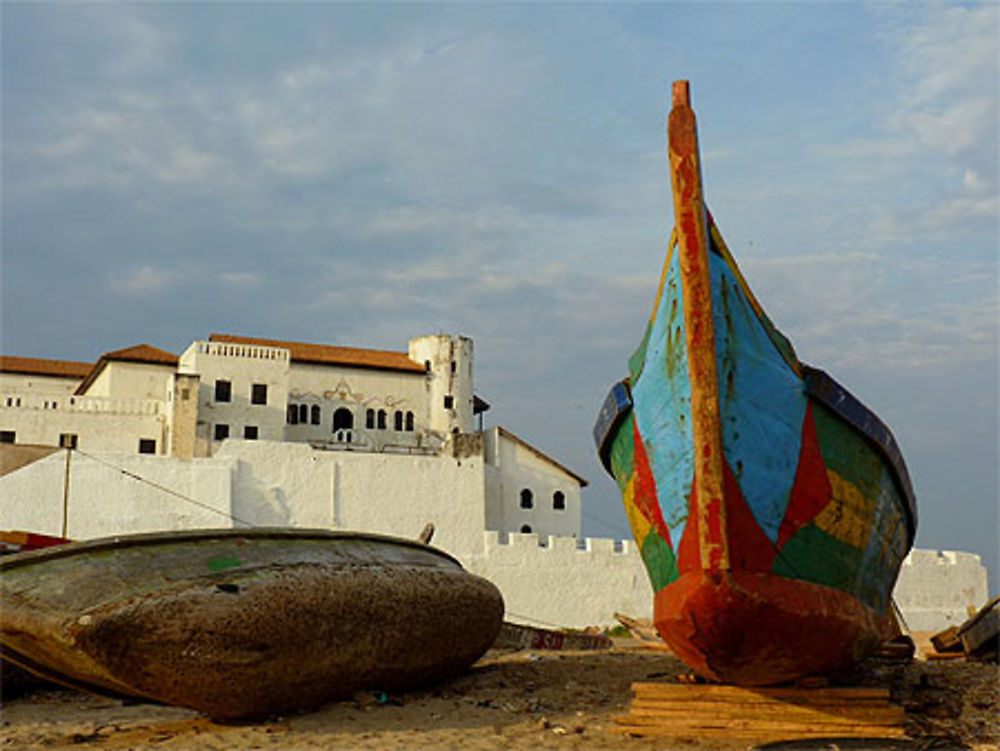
xmin=0 ymin=373 xmax=81 ymax=395
xmin=0 ymin=442 xmax=989 ymax=633
xmin=483 ymin=427 xmax=583 ymax=539
xmin=893 ymin=549 xmax=990 ymax=632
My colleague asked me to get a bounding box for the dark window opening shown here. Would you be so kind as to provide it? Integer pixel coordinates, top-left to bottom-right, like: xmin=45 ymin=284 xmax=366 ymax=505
xmin=215 ymin=380 xmax=231 ymax=403
xmin=287 ymin=404 xmax=298 ymax=425
xmin=59 ymin=433 xmax=78 ymax=449
xmin=520 ymin=525 xmax=532 ymax=534
xmin=444 ymin=395 xmax=454 ymax=409
xmin=298 ymin=404 xmax=308 ymax=424
xmin=333 ymin=407 xmax=354 ymax=432
xmin=520 ymin=488 xmax=533 ymax=509
xmin=377 ymin=409 xmax=386 ymax=429
xmin=553 ymin=491 xmax=566 ymax=510
xmin=405 ymin=411 xmax=414 ymax=431
xmin=0 ymin=430 xmax=16 ymax=443
xmin=311 ymin=405 xmax=321 ymax=425
xmin=244 ymin=425 xmax=258 ymax=440
xmin=214 ymin=424 xmax=230 ymax=441
xmin=251 ymin=383 xmax=268 ymax=405
xmin=424 ymin=360 xmax=431 ymax=372
xmin=366 ymin=409 xmax=375 ymax=429
xmin=138 ymin=438 xmax=156 ymax=454
xmin=451 ymin=360 xmax=456 ymax=373
xmin=394 ymin=410 xmax=403 ymax=431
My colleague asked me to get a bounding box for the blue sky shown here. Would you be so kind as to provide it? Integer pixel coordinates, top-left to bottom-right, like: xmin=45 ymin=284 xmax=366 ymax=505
xmin=3 ymin=2 xmax=997 ymax=588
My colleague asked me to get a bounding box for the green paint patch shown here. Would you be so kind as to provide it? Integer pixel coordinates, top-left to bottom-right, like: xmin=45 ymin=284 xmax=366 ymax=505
xmin=207 ymin=555 xmax=242 ymax=572
xmin=640 ymin=529 xmax=679 ymax=592
xmin=812 ymin=402 xmax=884 ymax=502
xmin=609 ymin=414 xmax=636 ymax=493
xmin=773 ymin=522 xmax=862 ymax=595
xmin=629 ymin=323 xmax=653 ymax=382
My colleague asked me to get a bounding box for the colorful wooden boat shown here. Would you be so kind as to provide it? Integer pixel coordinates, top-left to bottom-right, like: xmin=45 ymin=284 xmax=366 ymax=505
xmin=594 ymin=81 xmax=917 ymax=685
xmin=0 ymin=527 xmax=504 ymax=718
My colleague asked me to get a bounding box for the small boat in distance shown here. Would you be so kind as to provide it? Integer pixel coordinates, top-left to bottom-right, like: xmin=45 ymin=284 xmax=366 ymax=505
xmin=0 ymin=527 xmax=504 ymax=718
xmin=594 ymin=81 xmax=916 ymax=685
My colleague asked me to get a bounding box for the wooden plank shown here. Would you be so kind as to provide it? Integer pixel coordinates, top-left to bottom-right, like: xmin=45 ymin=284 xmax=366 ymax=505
xmin=930 ymin=625 xmax=963 ymax=653
xmin=629 ymin=700 xmax=905 ymax=725
xmin=631 ymin=682 xmax=890 ymax=703
xmin=616 ymin=714 xmax=905 ymax=733
xmin=613 ymin=721 xmax=906 ymax=741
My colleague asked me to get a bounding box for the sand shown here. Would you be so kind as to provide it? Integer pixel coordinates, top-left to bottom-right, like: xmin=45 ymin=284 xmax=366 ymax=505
xmin=2 ymin=645 xmax=997 ymax=751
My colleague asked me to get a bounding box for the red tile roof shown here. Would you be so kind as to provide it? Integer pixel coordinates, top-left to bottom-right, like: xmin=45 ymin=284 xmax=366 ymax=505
xmin=0 ymin=355 xmax=93 ymax=380
xmin=75 ymin=344 xmax=178 ymax=395
xmin=210 ymin=334 xmax=426 ymax=374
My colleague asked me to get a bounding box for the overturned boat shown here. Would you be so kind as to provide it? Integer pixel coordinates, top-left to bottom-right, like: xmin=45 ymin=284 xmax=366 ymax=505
xmin=594 ymin=81 xmax=916 ymax=685
xmin=0 ymin=527 xmax=504 ymax=718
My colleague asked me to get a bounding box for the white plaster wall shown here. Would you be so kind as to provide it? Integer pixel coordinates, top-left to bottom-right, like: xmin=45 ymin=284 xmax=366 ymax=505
xmin=0 ymin=450 xmax=236 ymax=539
xmin=409 ymin=335 xmax=475 ymax=435
xmin=0 ymin=399 xmax=166 ymax=454
xmin=285 ymin=362 xmax=430 ymax=452
xmin=181 ymin=341 xmax=290 ymax=448
xmin=0 ymin=373 xmax=82 ymax=395
xmin=893 ymin=549 xmax=990 ymax=632
xmin=464 ymin=531 xmax=653 ymax=628
xmin=102 ymin=361 xmax=175 ymax=401
xmin=483 ymin=427 xmax=582 ymax=539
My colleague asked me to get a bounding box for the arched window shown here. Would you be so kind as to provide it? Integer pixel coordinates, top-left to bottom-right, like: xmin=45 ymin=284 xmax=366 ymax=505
xmin=394 ymin=410 xmax=403 ymax=431
xmin=553 ymin=491 xmax=566 ymax=510
xmin=311 ymin=405 xmax=321 ymax=425
xmin=520 ymin=524 xmax=532 ymax=534
xmin=333 ymin=407 xmax=354 ymax=432
xmin=377 ymin=409 xmax=387 ymax=429
xmin=366 ymin=409 xmax=375 ymax=429
xmin=287 ymin=405 xmax=298 ymax=425
xmin=298 ymin=404 xmax=308 ymax=424
xmin=405 ymin=411 xmax=414 ymax=431
xmin=520 ymin=489 xmax=533 ymax=509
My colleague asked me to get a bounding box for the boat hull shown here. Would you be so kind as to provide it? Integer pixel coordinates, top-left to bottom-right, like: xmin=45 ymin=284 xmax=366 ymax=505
xmin=594 ymin=81 xmax=915 ymax=685
xmin=0 ymin=528 xmax=504 ymax=719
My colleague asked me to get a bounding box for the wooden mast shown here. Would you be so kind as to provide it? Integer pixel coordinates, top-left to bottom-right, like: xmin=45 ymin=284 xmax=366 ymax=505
xmin=667 ymin=80 xmax=729 ymax=571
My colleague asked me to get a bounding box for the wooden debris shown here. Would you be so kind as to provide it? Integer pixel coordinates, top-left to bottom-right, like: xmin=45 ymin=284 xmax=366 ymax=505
xmin=958 ymin=595 xmax=999 ymax=663
xmin=613 ymin=612 xmax=672 ymax=651
xmin=492 ymin=622 xmax=612 ymax=651
xmin=614 ymin=682 xmax=906 ymax=742
xmin=930 ymin=626 xmax=964 ymax=654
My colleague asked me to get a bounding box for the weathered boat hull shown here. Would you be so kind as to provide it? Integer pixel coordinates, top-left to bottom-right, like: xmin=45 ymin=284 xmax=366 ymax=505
xmin=0 ymin=528 xmax=504 ymax=719
xmin=594 ymin=81 xmax=916 ymax=684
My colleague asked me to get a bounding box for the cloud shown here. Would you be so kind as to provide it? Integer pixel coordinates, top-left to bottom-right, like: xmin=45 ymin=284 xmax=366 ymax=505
xmin=218 ymin=271 xmax=264 ymax=289
xmin=109 ymin=266 xmax=177 ymax=296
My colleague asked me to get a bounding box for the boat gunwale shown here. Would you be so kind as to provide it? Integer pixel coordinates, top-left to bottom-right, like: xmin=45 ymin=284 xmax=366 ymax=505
xmin=0 ymin=526 xmax=461 ymax=572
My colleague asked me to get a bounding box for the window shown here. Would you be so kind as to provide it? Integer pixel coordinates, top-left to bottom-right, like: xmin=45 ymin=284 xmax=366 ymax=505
xmin=333 ymin=407 xmax=354 ymax=432
xmin=287 ymin=404 xmax=298 ymax=425
xmin=251 ymin=383 xmax=268 ymax=405
xmin=215 ymin=380 xmax=232 ymax=403
xmin=394 ymin=410 xmax=403 ymax=431
xmin=244 ymin=425 xmax=259 ymax=440
xmin=451 ymin=360 xmax=457 ymax=373
xmin=311 ymin=405 xmax=321 ymax=425
xmin=59 ymin=433 xmax=78 ymax=449
xmin=0 ymin=430 xmax=15 ymax=444
xmin=405 ymin=411 xmax=414 ymax=431
xmin=138 ymin=438 xmax=156 ymax=454
xmin=553 ymin=491 xmax=566 ymax=510
xmin=366 ymin=409 xmax=375 ymax=429
xmin=299 ymin=404 xmax=308 ymax=424
xmin=377 ymin=409 xmax=386 ymax=429
xmin=520 ymin=525 xmax=532 ymax=534
xmin=444 ymin=395 xmax=454 ymax=409
xmin=520 ymin=488 xmax=534 ymax=509
xmin=214 ymin=424 xmax=230 ymax=441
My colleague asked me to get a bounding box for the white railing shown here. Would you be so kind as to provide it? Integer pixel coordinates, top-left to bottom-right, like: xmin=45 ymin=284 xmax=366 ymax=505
xmin=0 ymin=393 xmax=162 ymax=416
xmin=195 ymin=342 xmax=289 ymax=361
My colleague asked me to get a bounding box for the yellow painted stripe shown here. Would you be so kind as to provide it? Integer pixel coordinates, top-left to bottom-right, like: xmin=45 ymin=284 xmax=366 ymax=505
xmin=623 ymin=475 xmax=654 ymax=545
xmin=814 ymin=470 xmax=875 ymax=549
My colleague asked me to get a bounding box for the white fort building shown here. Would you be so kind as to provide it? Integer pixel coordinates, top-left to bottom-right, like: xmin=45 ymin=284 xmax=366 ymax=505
xmin=0 ymin=332 xmax=988 ymax=632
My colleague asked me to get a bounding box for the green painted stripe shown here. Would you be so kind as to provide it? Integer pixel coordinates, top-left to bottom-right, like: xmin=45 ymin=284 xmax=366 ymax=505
xmin=773 ymin=522 xmax=863 ymax=594
xmin=812 ymin=401 xmax=885 ymax=503
xmin=641 ymin=528 xmax=679 ymax=592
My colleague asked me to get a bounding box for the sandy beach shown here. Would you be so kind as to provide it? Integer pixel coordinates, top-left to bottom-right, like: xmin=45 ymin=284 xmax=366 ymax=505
xmin=3 ymin=643 xmax=997 ymax=751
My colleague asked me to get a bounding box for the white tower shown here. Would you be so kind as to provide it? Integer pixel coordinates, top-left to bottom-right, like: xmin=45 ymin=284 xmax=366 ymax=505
xmin=408 ymin=335 xmax=475 ymax=436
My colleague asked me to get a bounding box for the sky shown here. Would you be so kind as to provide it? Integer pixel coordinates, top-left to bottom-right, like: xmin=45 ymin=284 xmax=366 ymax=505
xmin=2 ymin=2 xmax=997 ymax=589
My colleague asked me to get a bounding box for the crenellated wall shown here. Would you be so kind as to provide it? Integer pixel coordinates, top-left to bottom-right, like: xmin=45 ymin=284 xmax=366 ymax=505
xmin=893 ymin=549 xmax=990 ymax=632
